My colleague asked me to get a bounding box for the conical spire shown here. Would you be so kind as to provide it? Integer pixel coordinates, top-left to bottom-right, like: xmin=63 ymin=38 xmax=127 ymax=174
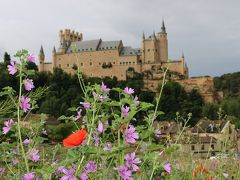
xmin=52 ymin=46 xmax=56 ymax=54
xmin=182 ymin=52 xmax=185 ymax=59
xmin=161 ymin=20 xmax=166 ymax=33
xmin=39 ymin=45 xmax=44 ymax=55
xmin=142 ymin=32 xmax=145 ymax=40
xmin=152 ymin=31 xmax=156 ymax=40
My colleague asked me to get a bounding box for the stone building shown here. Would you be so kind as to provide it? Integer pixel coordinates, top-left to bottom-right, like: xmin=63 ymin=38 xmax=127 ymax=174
xmin=38 ymin=21 xmax=188 ymax=81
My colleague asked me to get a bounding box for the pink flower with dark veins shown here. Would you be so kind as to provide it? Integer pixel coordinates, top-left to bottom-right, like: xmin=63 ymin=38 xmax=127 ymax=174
xmin=80 ymin=102 xmax=91 ymax=109
xmin=24 ymin=79 xmax=34 ymax=91
xmin=2 ymin=119 xmax=14 ymax=134
xmin=27 ymin=54 xmax=35 ymax=63
xmin=125 ymin=125 xmax=139 ymax=144
xmin=124 ymin=87 xmax=134 ymax=95
xmin=164 ymin=163 xmax=171 ymax=174
xmin=121 ymin=106 xmax=130 ymax=118
xmin=23 ymin=172 xmax=35 ymax=180
xmin=20 ymin=96 xmax=31 ymax=112
xmin=100 ymin=82 xmax=110 ymax=92
xmin=7 ymin=61 xmax=17 ymax=75
xmin=23 ymin=138 xmax=31 ymax=145
xmin=125 ymin=152 xmax=141 ymax=172
xmin=97 ymin=121 xmax=104 ymax=133
xmin=76 ymin=109 xmax=82 ymax=120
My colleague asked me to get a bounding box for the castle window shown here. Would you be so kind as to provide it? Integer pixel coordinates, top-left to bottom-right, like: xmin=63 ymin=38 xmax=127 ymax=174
xmin=113 ymin=62 xmax=115 ymax=64
xmin=123 ymin=62 xmax=125 ymax=65
xmin=90 ymin=62 xmax=92 ymax=66
xmin=59 ymin=64 xmax=61 ymax=68
xmin=110 ymin=47 xmax=112 ymax=49
xmin=130 ymin=52 xmax=132 ymax=54
xmin=129 ymin=62 xmax=131 ymax=64
xmin=133 ymin=62 xmax=135 ymax=64
xmin=201 ymin=145 xmax=205 ymax=150
xmin=148 ymin=49 xmax=150 ymax=52
xmin=156 ymin=49 xmax=158 ymax=52
xmin=99 ymin=62 xmax=101 ymax=65
xmin=115 ymin=46 xmax=117 ymax=48
xmin=81 ymin=63 xmax=83 ymax=66
xmin=120 ymin=62 xmax=122 ymax=65
xmin=211 ymin=144 xmax=215 ymax=150
xmin=86 ymin=48 xmax=88 ymax=51
xmin=191 ymin=145 xmax=195 ymax=151
xmin=82 ymin=49 xmax=84 ymax=51
xmin=78 ymin=49 xmax=80 ymax=52
xmin=67 ymin=64 xmax=69 ymax=67
xmin=90 ymin=48 xmax=92 ymax=50
xmin=106 ymin=47 xmax=108 ymax=49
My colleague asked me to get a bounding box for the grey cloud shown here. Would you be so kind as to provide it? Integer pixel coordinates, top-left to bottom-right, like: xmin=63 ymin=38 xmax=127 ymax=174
xmin=0 ymin=0 xmax=239 ymax=76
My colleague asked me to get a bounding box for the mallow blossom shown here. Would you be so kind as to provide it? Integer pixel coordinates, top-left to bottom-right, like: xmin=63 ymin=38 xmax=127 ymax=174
xmin=154 ymin=129 xmax=161 ymax=138
xmin=61 ymin=168 xmax=77 ymax=180
xmin=12 ymin=158 xmax=19 ymax=165
xmin=7 ymin=61 xmax=17 ymax=75
xmin=80 ymin=172 xmax=88 ymax=180
xmin=2 ymin=119 xmax=14 ymax=134
xmin=164 ymin=163 xmax=171 ymax=174
xmin=27 ymin=148 xmax=40 ymax=162
xmin=0 ymin=167 xmax=5 ymax=175
xmin=20 ymin=96 xmax=31 ymax=112
xmin=100 ymin=82 xmax=110 ymax=92
xmin=23 ymin=172 xmax=35 ymax=180
xmin=121 ymin=106 xmax=130 ymax=118
xmin=103 ymin=143 xmax=112 ymax=151
xmin=80 ymin=102 xmax=91 ymax=109
xmin=23 ymin=138 xmax=31 ymax=145
xmin=85 ymin=161 xmax=97 ymax=173
xmin=27 ymin=54 xmax=35 ymax=63
xmin=24 ymin=79 xmax=34 ymax=91
xmin=125 ymin=152 xmax=141 ymax=172
xmin=125 ymin=125 xmax=139 ymax=144
xmin=124 ymin=87 xmax=134 ymax=95
xmin=76 ymin=109 xmax=82 ymax=120
xmin=97 ymin=121 xmax=104 ymax=133
xmin=114 ymin=166 xmax=132 ymax=180
xmin=133 ymin=96 xmax=140 ymax=106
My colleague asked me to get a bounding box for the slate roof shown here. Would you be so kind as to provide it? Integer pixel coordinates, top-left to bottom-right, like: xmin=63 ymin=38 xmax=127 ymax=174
xmin=98 ymin=41 xmax=121 ymax=50
xmin=120 ymin=46 xmax=141 ymax=56
xmin=181 ymin=135 xmax=217 ymax=144
xmin=192 ymin=119 xmax=229 ymax=133
xmin=67 ymin=39 xmax=101 ymax=53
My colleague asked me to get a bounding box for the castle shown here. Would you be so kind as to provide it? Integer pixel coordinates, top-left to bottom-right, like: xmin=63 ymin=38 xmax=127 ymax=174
xmin=38 ymin=21 xmax=221 ymax=103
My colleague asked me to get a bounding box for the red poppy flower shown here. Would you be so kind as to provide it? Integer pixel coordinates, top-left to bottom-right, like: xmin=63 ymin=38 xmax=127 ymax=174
xmin=63 ymin=129 xmax=87 ymax=147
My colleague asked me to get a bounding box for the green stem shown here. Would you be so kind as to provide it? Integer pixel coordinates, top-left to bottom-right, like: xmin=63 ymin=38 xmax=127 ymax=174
xmin=17 ymin=64 xmax=29 ymax=173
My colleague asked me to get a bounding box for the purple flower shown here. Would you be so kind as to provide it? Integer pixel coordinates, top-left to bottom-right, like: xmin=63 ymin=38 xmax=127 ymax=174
xmin=76 ymin=109 xmax=82 ymax=120
xmin=27 ymin=54 xmax=35 ymax=63
xmin=97 ymin=121 xmax=104 ymax=133
xmin=125 ymin=125 xmax=139 ymax=144
xmin=24 ymin=79 xmax=35 ymax=91
xmin=93 ymin=135 xmax=99 ymax=146
xmin=55 ymin=166 xmax=66 ymax=176
xmin=99 ymin=95 xmax=107 ymax=102
xmin=125 ymin=152 xmax=141 ymax=172
xmin=114 ymin=166 xmax=132 ymax=180
xmin=23 ymin=172 xmax=35 ymax=180
xmin=80 ymin=172 xmax=88 ymax=180
xmin=154 ymin=129 xmax=161 ymax=138
xmin=61 ymin=168 xmax=77 ymax=180
xmin=42 ymin=129 xmax=48 ymax=135
xmin=12 ymin=158 xmax=19 ymax=165
xmin=124 ymin=87 xmax=134 ymax=95
xmin=20 ymin=96 xmax=31 ymax=112
xmin=133 ymin=96 xmax=140 ymax=106
xmin=27 ymin=148 xmax=40 ymax=162
xmin=2 ymin=119 xmax=14 ymax=134
xmin=80 ymin=102 xmax=91 ymax=109
xmin=121 ymin=106 xmax=129 ymax=118
xmin=85 ymin=161 xmax=97 ymax=173
xmin=100 ymin=82 xmax=110 ymax=92
xmin=23 ymin=138 xmax=31 ymax=145
xmin=223 ymin=173 xmax=229 ymax=179
xmin=103 ymin=143 xmax=112 ymax=151
xmin=0 ymin=167 xmax=5 ymax=176
xmin=164 ymin=163 xmax=171 ymax=174
xmin=7 ymin=61 xmax=17 ymax=75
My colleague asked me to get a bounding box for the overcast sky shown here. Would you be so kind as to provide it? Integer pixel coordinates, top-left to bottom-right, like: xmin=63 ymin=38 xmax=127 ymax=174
xmin=0 ymin=0 xmax=239 ymax=77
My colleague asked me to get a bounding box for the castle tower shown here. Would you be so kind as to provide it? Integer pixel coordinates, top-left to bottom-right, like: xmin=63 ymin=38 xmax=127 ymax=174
xmin=52 ymin=46 xmax=57 ymax=68
xmin=58 ymin=29 xmax=83 ymax=54
xmin=142 ymin=31 xmax=157 ymax=63
xmin=156 ymin=20 xmax=168 ymax=62
xmin=141 ymin=32 xmax=145 ymax=63
xmin=39 ymin=45 xmax=45 ymax=72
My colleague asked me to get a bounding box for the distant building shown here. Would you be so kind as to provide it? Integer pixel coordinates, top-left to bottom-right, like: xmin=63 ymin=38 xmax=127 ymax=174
xmin=38 ymin=21 xmax=221 ymax=102
xmin=38 ymin=21 xmax=188 ymax=80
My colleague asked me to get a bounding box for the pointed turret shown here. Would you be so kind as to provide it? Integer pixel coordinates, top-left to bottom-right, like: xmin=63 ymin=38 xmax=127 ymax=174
xmin=152 ymin=31 xmax=156 ymax=40
xmin=142 ymin=32 xmax=145 ymax=40
xmin=182 ymin=52 xmax=185 ymax=59
xmin=52 ymin=46 xmax=56 ymax=54
xmin=39 ymin=45 xmax=44 ymax=56
xmin=161 ymin=20 xmax=166 ymax=33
